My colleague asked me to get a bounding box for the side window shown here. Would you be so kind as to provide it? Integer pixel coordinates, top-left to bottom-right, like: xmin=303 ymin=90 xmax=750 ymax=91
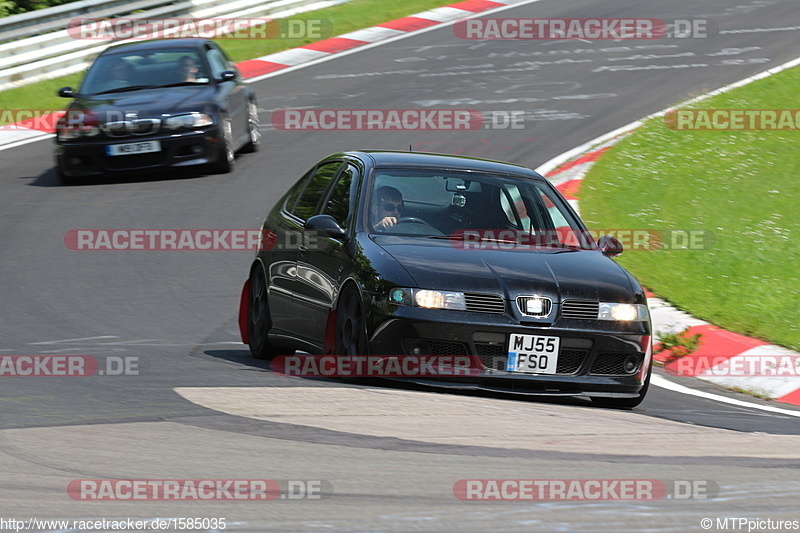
xmin=283 ymin=169 xmax=313 ymax=214
xmin=323 ymin=165 xmax=358 ymax=228
xmin=292 ymin=162 xmax=342 ymax=221
xmin=500 ymin=184 xmax=530 ymax=230
xmin=206 ymin=48 xmax=228 ymax=78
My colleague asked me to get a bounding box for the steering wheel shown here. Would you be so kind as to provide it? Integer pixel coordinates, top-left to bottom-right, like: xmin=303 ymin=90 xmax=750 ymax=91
xmin=397 ymin=216 xmax=427 ymax=225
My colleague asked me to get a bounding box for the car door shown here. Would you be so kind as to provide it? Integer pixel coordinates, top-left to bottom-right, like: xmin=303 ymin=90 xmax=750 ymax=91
xmin=264 ymin=168 xmax=313 ymax=335
xmin=294 ymin=162 xmax=362 ymax=346
xmin=206 ymin=43 xmax=247 ymax=146
xmin=285 ymin=160 xmax=345 ymax=342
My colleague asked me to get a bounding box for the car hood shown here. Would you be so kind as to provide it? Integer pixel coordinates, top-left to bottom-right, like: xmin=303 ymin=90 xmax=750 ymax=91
xmin=373 ymin=237 xmax=634 ymax=303
xmin=69 ymin=85 xmax=218 ymax=119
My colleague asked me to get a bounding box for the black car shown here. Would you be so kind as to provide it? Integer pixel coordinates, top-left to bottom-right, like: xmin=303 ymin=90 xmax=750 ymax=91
xmin=239 ymin=151 xmax=653 ymax=408
xmin=54 ymin=38 xmax=259 ymax=183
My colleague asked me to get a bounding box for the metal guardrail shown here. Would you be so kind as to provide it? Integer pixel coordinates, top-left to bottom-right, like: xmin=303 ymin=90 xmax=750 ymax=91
xmin=0 ymin=0 xmax=348 ymax=92
xmin=0 ymin=0 xmax=161 ymax=42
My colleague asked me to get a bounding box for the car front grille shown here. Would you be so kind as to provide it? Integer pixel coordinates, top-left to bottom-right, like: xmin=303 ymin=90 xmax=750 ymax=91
xmin=103 ymin=118 xmax=161 ymax=137
xmin=561 ymin=300 xmax=599 ymax=320
xmin=463 ymin=293 xmax=505 ymax=314
xmin=516 ymin=296 xmax=553 ymax=318
xmin=589 ymin=353 xmax=644 ymax=375
xmin=475 ymin=343 xmax=506 ymax=370
xmin=402 ymin=338 xmax=468 ymax=356
xmin=556 ymin=349 xmax=588 ymax=374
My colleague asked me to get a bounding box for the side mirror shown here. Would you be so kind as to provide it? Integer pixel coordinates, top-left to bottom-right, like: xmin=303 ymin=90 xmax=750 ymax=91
xmin=598 ymin=235 xmax=623 ymax=257
xmin=58 ymin=87 xmax=75 ymax=98
xmin=219 ymin=70 xmax=237 ymax=82
xmin=305 ymin=214 xmax=347 ymax=241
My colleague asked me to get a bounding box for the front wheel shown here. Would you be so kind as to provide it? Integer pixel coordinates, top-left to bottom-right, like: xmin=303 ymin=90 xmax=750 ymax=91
xmin=209 ymin=118 xmax=235 ymax=174
xmin=591 ymin=368 xmax=651 ymax=409
xmin=335 ymin=285 xmax=369 ymax=356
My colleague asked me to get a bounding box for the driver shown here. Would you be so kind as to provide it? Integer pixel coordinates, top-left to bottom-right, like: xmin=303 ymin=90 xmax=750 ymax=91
xmin=179 ymin=55 xmax=200 ymax=82
xmin=371 ymin=186 xmax=404 ymax=232
xmin=102 ymin=58 xmax=133 ymax=91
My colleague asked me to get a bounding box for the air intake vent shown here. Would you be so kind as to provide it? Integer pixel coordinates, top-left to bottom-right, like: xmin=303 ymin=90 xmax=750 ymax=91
xmin=561 ymin=300 xmax=599 ymax=320
xmin=463 ymin=293 xmax=505 ymax=314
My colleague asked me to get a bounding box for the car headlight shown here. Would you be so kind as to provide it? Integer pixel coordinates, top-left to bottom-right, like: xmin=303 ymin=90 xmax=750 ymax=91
xmin=56 ymin=120 xmax=99 ymax=141
xmin=598 ymin=302 xmax=649 ymax=321
xmin=164 ymin=112 xmax=213 ymax=130
xmin=389 ymin=288 xmax=466 ymax=311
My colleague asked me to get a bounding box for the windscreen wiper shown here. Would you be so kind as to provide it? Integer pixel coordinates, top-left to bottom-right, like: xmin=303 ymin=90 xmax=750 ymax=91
xmin=93 ymin=85 xmax=160 ymax=94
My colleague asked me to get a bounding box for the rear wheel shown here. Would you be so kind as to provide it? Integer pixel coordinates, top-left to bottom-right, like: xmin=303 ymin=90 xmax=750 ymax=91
xmin=240 ymin=100 xmax=260 ymax=154
xmin=248 ymin=265 xmax=277 ymax=360
xmin=57 ymin=164 xmax=80 ymax=185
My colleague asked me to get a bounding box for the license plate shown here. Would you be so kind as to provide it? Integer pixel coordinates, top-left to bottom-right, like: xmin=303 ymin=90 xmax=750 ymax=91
xmin=106 ymin=140 xmax=160 ymax=156
xmin=507 ymin=334 xmax=560 ymax=374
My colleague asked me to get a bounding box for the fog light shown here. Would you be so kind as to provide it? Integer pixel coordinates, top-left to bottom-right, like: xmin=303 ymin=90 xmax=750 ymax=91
xmin=192 ymin=145 xmax=203 ymax=154
xmin=624 ymin=355 xmax=641 ymax=374
xmin=68 ymin=157 xmax=82 ymax=165
xmin=408 ymin=340 xmax=430 ymax=356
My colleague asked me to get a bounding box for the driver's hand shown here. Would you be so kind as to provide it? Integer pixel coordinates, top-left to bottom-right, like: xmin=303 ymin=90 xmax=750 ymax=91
xmin=373 ymin=216 xmax=397 ymax=231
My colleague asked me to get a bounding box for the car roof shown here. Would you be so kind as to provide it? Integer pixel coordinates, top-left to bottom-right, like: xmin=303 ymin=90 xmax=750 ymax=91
xmin=100 ymin=38 xmax=210 ymax=55
xmin=341 ymin=150 xmax=543 ymax=178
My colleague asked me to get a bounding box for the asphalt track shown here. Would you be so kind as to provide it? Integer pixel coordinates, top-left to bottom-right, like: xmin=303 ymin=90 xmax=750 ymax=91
xmin=1 ymin=0 xmax=799 ymax=530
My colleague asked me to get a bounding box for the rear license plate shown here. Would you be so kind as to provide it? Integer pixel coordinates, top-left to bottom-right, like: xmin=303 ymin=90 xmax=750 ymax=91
xmin=106 ymin=140 xmax=160 ymax=156
xmin=507 ymin=334 xmax=560 ymax=374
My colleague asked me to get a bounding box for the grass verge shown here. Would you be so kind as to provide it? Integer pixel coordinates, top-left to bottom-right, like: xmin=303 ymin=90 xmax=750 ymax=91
xmin=581 ymin=66 xmax=800 ymax=351
xmin=0 ymin=0 xmax=456 ymax=122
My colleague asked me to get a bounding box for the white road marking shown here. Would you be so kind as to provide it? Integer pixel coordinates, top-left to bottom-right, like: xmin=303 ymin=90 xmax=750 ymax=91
xmin=244 ymin=0 xmax=549 ymax=84
xmin=651 ymin=375 xmax=800 ymax=418
xmin=534 ymin=55 xmax=800 ymax=175
xmin=30 ymin=336 xmax=119 ymax=344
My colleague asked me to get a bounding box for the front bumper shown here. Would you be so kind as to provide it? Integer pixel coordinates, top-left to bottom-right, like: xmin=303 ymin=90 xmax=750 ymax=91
xmin=366 ymin=302 xmax=653 ymax=396
xmin=55 ymin=128 xmax=223 ymax=177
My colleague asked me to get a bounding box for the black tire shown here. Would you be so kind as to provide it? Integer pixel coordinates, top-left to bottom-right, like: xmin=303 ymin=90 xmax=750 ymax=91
xmin=209 ymin=117 xmax=234 ymax=174
xmin=240 ymin=100 xmax=260 ymax=154
xmin=591 ymin=366 xmax=651 ymax=409
xmin=335 ymin=285 xmax=369 ymax=356
xmin=57 ymin=165 xmax=79 ymax=185
xmin=248 ymin=264 xmax=277 ymax=360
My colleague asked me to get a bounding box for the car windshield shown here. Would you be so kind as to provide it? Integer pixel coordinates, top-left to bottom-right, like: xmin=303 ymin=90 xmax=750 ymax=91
xmin=367 ymin=168 xmax=594 ymax=249
xmin=80 ymin=49 xmax=210 ymax=95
